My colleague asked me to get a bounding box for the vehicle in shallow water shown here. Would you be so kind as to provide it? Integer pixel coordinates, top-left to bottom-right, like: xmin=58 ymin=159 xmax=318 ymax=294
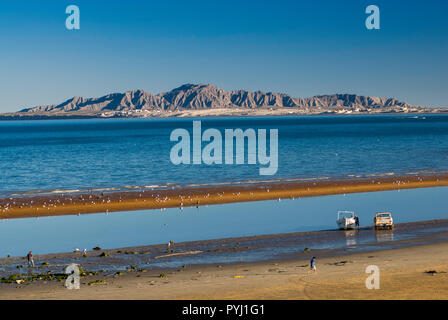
xmin=374 ymin=212 xmax=394 ymax=230
xmin=336 ymin=211 xmax=357 ymax=230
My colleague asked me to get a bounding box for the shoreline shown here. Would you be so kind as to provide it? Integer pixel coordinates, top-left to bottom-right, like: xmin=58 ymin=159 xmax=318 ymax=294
xmin=1 ymin=220 xmax=448 ymax=299
xmin=1 ymin=109 xmax=448 ymax=121
xmin=2 ymin=217 xmax=448 ymax=262
xmin=1 ymin=174 xmax=448 ymax=220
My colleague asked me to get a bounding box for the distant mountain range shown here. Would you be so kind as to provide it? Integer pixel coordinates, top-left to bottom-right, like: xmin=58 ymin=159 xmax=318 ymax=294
xmin=19 ymin=83 xmax=416 ymax=113
xmin=1 ymin=83 xmax=443 ymax=120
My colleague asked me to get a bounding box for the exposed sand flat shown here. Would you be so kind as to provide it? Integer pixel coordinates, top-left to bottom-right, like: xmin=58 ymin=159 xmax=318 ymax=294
xmin=1 ymin=174 xmax=448 ymax=220
xmin=2 ymin=241 xmax=448 ymax=300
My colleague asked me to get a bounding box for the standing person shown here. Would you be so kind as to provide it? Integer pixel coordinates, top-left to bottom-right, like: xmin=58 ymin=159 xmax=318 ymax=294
xmin=27 ymin=251 xmax=34 ymax=267
xmin=310 ymin=256 xmax=317 ymax=273
xmin=167 ymin=240 xmax=174 ymax=252
xmin=355 ymin=215 xmax=360 ymax=228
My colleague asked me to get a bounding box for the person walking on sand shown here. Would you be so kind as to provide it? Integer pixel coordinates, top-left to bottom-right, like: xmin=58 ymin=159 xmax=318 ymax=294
xmin=27 ymin=251 xmax=34 ymax=267
xmin=310 ymin=256 xmax=317 ymax=273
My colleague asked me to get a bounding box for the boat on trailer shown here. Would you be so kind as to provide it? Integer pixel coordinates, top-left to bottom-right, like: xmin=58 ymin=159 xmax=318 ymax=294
xmin=336 ymin=211 xmax=357 ymax=230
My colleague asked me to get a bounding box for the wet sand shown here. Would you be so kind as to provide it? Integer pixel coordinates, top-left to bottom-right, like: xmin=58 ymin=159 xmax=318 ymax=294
xmin=1 ymin=219 xmax=448 ymax=299
xmin=1 ymin=240 xmax=448 ymax=300
xmin=1 ymin=174 xmax=448 ymax=220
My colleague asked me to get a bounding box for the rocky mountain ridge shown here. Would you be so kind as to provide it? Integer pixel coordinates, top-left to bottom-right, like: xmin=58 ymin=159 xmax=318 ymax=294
xmin=19 ymin=83 xmax=417 ymax=114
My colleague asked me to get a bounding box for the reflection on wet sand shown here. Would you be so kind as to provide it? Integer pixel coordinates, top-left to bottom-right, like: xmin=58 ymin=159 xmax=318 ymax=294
xmin=344 ymin=230 xmax=358 ymax=247
xmin=376 ymin=230 xmax=395 ymax=243
xmin=0 ymin=218 xmax=446 ymax=277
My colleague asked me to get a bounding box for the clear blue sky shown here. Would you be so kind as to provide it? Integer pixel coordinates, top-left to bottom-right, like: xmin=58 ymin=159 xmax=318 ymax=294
xmin=0 ymin=0 xmax=447 ymax=112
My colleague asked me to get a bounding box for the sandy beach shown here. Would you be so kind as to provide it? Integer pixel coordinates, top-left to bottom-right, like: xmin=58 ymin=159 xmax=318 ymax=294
xmin=1 ymin=218 xmax=448 ymax=300
xmin=1 ymin=174 xmax=448 ymax=220
xmin=1 ymin=241 xmax=448 ymax=300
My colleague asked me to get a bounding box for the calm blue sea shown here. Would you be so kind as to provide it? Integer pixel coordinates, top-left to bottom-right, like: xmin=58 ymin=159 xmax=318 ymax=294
xmin=1 ymin=114 xmax=448 ymax=197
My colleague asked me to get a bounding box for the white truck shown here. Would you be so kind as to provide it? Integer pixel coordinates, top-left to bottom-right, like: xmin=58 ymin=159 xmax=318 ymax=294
xmin=374 ymin=212 xmax=394 ymax=230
